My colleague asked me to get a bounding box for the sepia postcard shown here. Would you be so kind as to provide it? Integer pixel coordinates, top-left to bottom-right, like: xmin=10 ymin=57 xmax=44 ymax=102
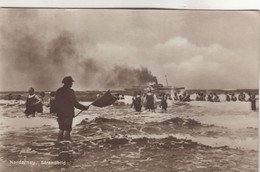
xmin=0 ymin=8 xmax=259 ymax=172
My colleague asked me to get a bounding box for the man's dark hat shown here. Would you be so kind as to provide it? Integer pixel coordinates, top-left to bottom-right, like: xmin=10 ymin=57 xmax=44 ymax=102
xmin=62 ymin=76 xmax=74 ymax=83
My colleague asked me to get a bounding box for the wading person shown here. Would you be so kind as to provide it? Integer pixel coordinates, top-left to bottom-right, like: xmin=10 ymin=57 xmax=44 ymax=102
xmin=213 ymin=93 xmax=220 ymax=102
xmin=161 ymin=93 xmax=168 ymax=112
xmin=24 ymin=88 xmax=42 ymax=117
xmin=174 ymin=92 xmax=179 ymax=101
xmin=196 ymin=93 xmax=201 ymax=101
xmin=238 ymin=92 xmax=246 ymax=101
xmin=55 ymin=76 xmax=89 ymax=141
xmin=226 ymin=93 xmax=230 ymax=102
xmin=248 ymin=92 xmax=252 ymax=102
xmin=231 ymin=94 xmax=237 ymax=102
xmin=207 ymin=93 xmax=213 ymax=102
xmin=131 ymin=93 xmax=142 ymax=112
xmin=35 ymin=91 xmax=45 ymax=113
xmin=183 ymin=94 xmax=191 ymax=102
xmin=146 ymin=90 xmax=155 ymax=112
xmin=251 ymin=95 xmax=257 ymax=111
xmin=48 ymin=92 xmax=56 ymax=114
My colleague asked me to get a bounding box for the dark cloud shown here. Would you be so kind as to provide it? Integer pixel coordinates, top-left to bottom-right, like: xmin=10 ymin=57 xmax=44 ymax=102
xmin=0 ymin=9 xmax=258 ymax=91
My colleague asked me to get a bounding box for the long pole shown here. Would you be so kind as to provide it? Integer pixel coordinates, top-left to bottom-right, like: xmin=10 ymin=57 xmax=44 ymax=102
xmin=74 ymin=104 xmax=91 ymax=118
xmin=74 ymin=110 xmax=84 ymax=118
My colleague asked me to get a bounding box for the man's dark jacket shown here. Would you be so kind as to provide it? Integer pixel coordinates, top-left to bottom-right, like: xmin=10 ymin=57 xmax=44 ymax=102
xmin=55 ymin=86 xmax=86 ymax=118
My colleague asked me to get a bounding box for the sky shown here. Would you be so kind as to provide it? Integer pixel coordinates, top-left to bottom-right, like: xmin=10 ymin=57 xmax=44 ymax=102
xmin=0 ymin=9 xmax=259 ymax=91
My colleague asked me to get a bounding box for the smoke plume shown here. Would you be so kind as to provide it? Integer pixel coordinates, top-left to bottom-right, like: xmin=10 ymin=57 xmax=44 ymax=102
xmin=79 ymin=59 xmax=158 ymax=89
xmin=102 ymin=65 xmax=158 ymax=88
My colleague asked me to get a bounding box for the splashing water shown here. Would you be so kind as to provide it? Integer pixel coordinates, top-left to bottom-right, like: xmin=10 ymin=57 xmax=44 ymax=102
xmin=0 ymin=98 xmax=258 ymax=172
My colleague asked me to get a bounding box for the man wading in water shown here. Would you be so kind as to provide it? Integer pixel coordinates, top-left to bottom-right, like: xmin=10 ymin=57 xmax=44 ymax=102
xmin=55 ymin=76 xmax=89 ymax=141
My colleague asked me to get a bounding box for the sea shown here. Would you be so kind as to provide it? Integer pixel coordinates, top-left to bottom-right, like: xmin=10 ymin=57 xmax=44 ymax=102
xmin=0 ymin=94 xmax=258 ymax=172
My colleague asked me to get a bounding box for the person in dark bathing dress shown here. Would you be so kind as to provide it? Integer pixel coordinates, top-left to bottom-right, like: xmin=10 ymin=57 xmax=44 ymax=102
xmin=146 ymin=91 xmax=155 ymax=112
xmin=161 ymin=93 xmax=168 ymax=112
xmin=226 ymin=93 xmax=230 ymax=102
xmin=24 ymin=88 xmax=41 ymax=117
xmin=132 ymin=93 xmax=142 ymax=112
xmin=231 ymin=94 xmax=237 ymax=102
xmin=207 ymin=93 xmax=214 ymax=102
xmin=251 ymin=95 xmax=257 ymax=111
xmin=49 ymin=91 xmax=57 ymax=114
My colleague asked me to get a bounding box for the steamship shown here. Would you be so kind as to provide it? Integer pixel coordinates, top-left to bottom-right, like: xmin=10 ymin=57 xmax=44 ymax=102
xmin=124 ymin=75 xmax=184 ymax=94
